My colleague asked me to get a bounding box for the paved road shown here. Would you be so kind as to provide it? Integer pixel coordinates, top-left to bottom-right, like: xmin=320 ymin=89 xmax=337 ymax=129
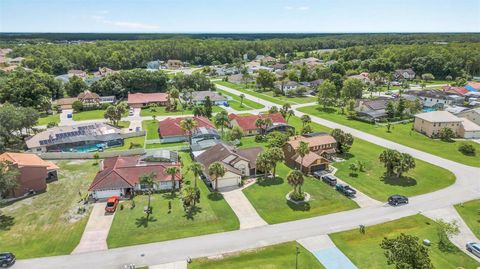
xmin=14 ymin=83 xmax=480 ymax=269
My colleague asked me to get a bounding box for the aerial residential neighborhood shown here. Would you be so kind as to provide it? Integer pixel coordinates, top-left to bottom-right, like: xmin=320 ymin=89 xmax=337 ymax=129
xmin=0 ymin=1 xmax=479 ymax=269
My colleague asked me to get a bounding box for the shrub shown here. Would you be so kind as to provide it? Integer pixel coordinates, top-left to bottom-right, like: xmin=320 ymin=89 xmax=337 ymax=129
xmin=458 ymin=143 xmax=476 ymax=156
xmin=129 ymin=142 xmax=142 ymax=149
xmin=438 ymin=127 xmax=455 ymax=142
xmin=46 ymin=121 xmax=58 ymax=128
xmin=289 ymin=191 xmax=305 ymax=201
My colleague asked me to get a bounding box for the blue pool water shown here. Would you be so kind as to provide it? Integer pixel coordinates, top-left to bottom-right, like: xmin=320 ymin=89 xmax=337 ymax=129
xmin=422 ymin=107 xmax=436 ymax=112
xmin=64 ymin=143 xmax=106 ymax=152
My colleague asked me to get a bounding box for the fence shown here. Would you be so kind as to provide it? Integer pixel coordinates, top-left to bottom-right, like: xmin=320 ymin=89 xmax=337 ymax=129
xmin=38 ymin=148 xmax=146 ymax=160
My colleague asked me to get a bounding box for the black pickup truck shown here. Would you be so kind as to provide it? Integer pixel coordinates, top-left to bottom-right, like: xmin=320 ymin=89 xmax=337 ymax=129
xmin=335 ymin=184 xmax=357 ymax=197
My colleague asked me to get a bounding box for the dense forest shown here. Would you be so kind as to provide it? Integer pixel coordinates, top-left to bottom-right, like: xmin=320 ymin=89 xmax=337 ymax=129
xmin=3 ymin=33 xmax=480 ymax=77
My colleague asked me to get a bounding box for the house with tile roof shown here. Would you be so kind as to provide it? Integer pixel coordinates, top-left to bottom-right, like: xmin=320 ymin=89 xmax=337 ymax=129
xmin=158 ymin=116 xmax=219 ymax=143
xmin=189 ymin=91 xmax=228 ymax=105
xmin=127 ymin=92 xmax=169 ymax=108
xmin=283 ymin=134 xmax=337 ymax=174
xmin=0 ymin=152 xmax=59 ymax=198
xmin=89 ymin=155 xmax=181 ymax=199
xmin=229 ymin=112 xmax=292 ymax=136
xmin=195 ymin=143 xmax=262 ymax=189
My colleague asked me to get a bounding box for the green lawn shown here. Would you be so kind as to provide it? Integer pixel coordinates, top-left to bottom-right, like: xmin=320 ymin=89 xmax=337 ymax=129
xmin=331 ymin=214 xmax=480 ymax=269
xmin=189 ymin=241 xmax=324 ymax=269
xmin=106 ymin=136 xmax=145 ymax=151
xmin=216 ymin=88 xmax=265 ymax=110
xmin=215 ymin=81 xmax=316 ymax=105
xmin=116 ymin=121 xmax=131 ymax=129
xmin=298 ymin=105 xmax=480 ymax=167
xmin=333 ymin=138 xmax=455 ymax=202
xmin=455 ymin=199 xmax=480 ymax=239
xmin=0 ymin=160 xmax=97 ymax=258
xmin=146 ymin=141 xmax=188 ymax=149
xmin=107 ymin=152 xmax=239 ymax=248
xmin=36 ymin=114 xmax=60 ymax=126
xmin=243 ymin=162 xmax=359 ymax=224
xmin=142 ymin=120 xmax=159 ymax=140
xmin=72 ymin=109 xmax=106 ymax=121
xmin=140 ymin=105 xmax=224 ymax=117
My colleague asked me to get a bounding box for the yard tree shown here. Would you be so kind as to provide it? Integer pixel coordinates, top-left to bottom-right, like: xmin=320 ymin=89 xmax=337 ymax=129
xmin=396 ymin=153 xmax=415 ymax=178
xmin=287 ymin=169 xmax=305 ymax=198
xmin=269 ymin=106 xmax=279 ymax=114
xmin=438 ymin=127 xmax=455 ymax=142
xmin=279 ymin=103 xmax=292 ymax=118
xmin=386 ymin=101 xmax=396 ymax=119
xmin=380 ymin=233 xmax=434 ymax=269
xmin=203 ymin=96 xmax=213 ymax=118
xmin=436 ymin=219 xmax=460 ymax=252
xmin=167 ymin=87 xmax=180 ymax=111
xmin=300 ymin=115 xmax=311 ymax=128
xmin=72 ymin=100 xmax=84 ymax=112
xmin=297 ymin=141 xmax=310 ymax=173
xmin=214 ymin=110 xmax=230 ymax=138
xmin=266 ymin=147 xmax=284 ymax=179
xmin=192 ymin=105 xmax=205 ymax=117
xmin=396 ymin=98 xmax=407 ymax=118
xmin=104 ymin=102 xmax=127 ymax=126
xmin=256 ymin=152 xmax=272 ymax=179
xmin=181 ymin=186 xmax=200 ymax=213
xmin=317 ymin=80 xmax=336 ymax=108
xmin=228 ymin=126 xmax=244 ymax=141
xmin=458 ymin=143 xmax=476 ymax=156
xmin=379 ymin=149 xmax=399 ymax=177
xmin=330 ymin=129 xmax=354 ymax=155
xmin=0 ymin=104 xmax=39 ymax=151
xmin=0 ymin=161 xmax=20 ymax=199
xmin=256 ymin=69 xmax=276 ymax=90
xmin=166 ymin=167 xmax=178 ymax=195
xmin=208 ymin=162 xmax=226 ymax=192
xmin=239 ymin=93 xmax=245 ymax=107
xmin=187 ymin=161 xmax=203 ymax=189
xmin=421 ymin=73 xmax=435 ymax=81
xmin=266 ymin=131 xmax=289 ymax=148
xmin=65 ymin=75 xmax=87 ymax=97
xmin=180 ymin=118 xmax=198 ymax=146
xmin=139 ymin=172 xmax=156 ymax=219
xmin=341 ymin=78 xmax=364 ymax=100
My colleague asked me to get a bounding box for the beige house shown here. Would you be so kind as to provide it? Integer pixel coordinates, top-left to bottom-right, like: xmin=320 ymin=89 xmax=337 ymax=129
xmin=458 ymin=118 xmax=480 ymax=139
xmin=414 ymin=111 xmax=462 ymax=138
xmin=457 ymin=108 xmax=480 ymax=126
xmin=167 ymin=60 xmax=183 ymax=69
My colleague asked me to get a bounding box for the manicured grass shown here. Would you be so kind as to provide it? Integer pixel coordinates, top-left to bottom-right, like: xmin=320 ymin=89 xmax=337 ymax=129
xmin=0 ymin=160 xmax=98 ymax=258
xmin=114 ymin=121 xmax=130 ymax=129
xmin=140 ymin=105 xmax=224 ymax=117
xmin=333 ymin=138 xmax=455 ymax=202
xmin=455 ymin=199 xmax=480 ymax=239
xmin=36 ymin=114 xmax=60 ymax=126
xmin=216 ymin=81 xmax=315 ymax=105
xmin=298 ymin=105 xmax=480 ymax=167
xmin=107 ymin=152 xmax=239 ymax=248
xmin=146 ymin=141 xmax=188 ymax=149
xmin=331 ymin=214 xmax=480 ymax=269
xmin=189 ymin=241 xmax=324 ymax=269
xmin=142 ymin=120 xmax=159 ymax=140
xmin=243 ymin=162 xmax=359 ymax=224
xmin=106 ymin=136 xmax=145 ymax=151
xmin=72 ymin=109 xmax=106 ymax=121
xmin=216 ymin=88 xmax=265 ymax=110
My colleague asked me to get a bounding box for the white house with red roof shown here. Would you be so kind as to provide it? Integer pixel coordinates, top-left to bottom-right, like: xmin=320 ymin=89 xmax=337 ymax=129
xmin=158 ymin=116 xmax=219 ymax=143
xmin=228 ymin=112 xmax=292 ymax=136
xmin=127 ymin=92 xmax=169 ymax=108
xmin=89 ymin=155 xmax=181 ymax=199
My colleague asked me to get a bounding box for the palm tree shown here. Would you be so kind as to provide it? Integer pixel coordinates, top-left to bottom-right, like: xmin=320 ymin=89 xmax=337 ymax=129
xmin=263 ymin=118 xmax=273 ymax=132
xmin=300 ymin=115 xmax=311 ymax=128
xmin=297 ymin=141 xmax=310 ymax=173
xmin=181 ymin=186 xmax=199 ymax=212
xmin=266 ymin=147 xmax=284 ymax=179
xmin=256 ymin=152 xmax=273 ymax=179
xmin=166 ymin=167 xmax=178 ymax=195
xmin=286 ymin=110 xmax=295 ymax=123
xmin=180 ymin=118 xmax=198 ymax=146
xmin=255 ymin=118 xmax=265 ymax=135
xmin=139 ymin=172 xmax=156 ymax=218
xmin=208 ymin=162 xmax=225 ymax=192
xmin=169 ymin=87 xmax=180 ymax=111
xmin=287 ymin=169 xmax=304 ymax=196
xmin=187 ymin=161 xmax=203 ymax=189
xmin=214 ymin=110 xmax=230 ymax=138
xmin=239 ymin=94 xmax=245 ymax=107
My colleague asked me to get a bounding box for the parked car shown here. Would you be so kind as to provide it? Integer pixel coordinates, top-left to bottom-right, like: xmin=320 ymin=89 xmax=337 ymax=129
xmin=321 ymin=175 xmax=337 ymax=186
xmin=466 ymin=242 xmax=480 ymax=258
xmin=313 ymin=170 xmax=327 ymax=179
xmin=105 ymin=196 xmax=119 ymax=213
xmin=128 ymin=110 xmax=134 ymax=116
xmin=335 ymin=184 xmax=356 ymax=197
xmin=388 ymin=195 xmax=409 ymax=206
xmin=0 ymin=252 xmax=15 ymax=267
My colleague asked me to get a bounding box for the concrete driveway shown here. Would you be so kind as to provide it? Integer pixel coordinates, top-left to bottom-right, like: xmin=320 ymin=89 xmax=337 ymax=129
xmin=71 ymin=202 xmax=115 ymax=254
xmin=221 ymin=189 xmax=267 ymax=230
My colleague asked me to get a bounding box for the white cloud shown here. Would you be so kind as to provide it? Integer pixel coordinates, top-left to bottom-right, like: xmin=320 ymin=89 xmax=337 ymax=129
xmin=91 ymin=15 xmax=160 ymax=30
xmin=284 ymin=6 xmax=310 ymax=11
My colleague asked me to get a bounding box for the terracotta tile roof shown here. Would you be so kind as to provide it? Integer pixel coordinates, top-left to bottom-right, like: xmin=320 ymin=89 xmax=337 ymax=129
xmin=127 ymin=92 xmax=168 ymax=105
xmin=89 ymin=156 xmax=181 ymax=191
xmin=442 ymin=86 xmax=469 ymax=96
xmin=158 ymin=116 xmax=214 ymax=138
xmin=0 ymin=152 xmax=59 ymax=170
xmin=55 ymin=97 xmax=78 ymax=106
xmin=287 ymin=135 xmax=337 ymax=149
xmin=228 ymin=112 xmax=286 ymax=131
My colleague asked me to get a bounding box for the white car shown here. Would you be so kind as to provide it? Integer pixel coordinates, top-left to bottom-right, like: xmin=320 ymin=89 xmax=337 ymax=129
xmin=466 ymin=242 xmax=480 ymax=258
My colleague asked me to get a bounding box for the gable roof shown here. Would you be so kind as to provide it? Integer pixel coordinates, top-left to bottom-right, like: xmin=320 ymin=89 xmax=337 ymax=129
xmin=78 ymin=90 xmax=100 ymax=100
xmin=89 ymin=156 xmax=180 ymax=191
xmin=286 ymin=135 xmax=337 ymax=149
xmin=127 ymin=92 xmax=168 ymax=105
xmin=229 ymin=112 xmax=286 ymax=131
xmin=0 ymin=152 xmax=58 ymax=170
xmin=158 ymin=116 xmax=214 ymax=138
xmin=191 ymin=91 xmax=227 ymax=102
xmin=415 ymin=111 xmax=462 ymax=123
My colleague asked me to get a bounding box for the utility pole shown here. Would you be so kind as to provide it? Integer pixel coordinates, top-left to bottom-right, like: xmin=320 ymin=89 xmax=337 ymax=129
xmin=295 ymin=246 xmax=300 ymax=269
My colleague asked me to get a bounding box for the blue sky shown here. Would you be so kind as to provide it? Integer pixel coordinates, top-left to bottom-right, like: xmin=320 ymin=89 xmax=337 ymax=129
xmin=1 ymin=0 xmax=479 ymax=33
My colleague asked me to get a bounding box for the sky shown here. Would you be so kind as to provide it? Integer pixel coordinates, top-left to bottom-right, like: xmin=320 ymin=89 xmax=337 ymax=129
xmin=0 ymin=0 xmax=479 ymax=33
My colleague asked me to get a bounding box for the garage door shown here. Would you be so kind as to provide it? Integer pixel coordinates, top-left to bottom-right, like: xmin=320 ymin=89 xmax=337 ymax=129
xmin=310 ymin=164 xmax=326 ymax=173
xmin=218 ymin=176 xmax=240 ymax=189
xmin=93 ymin=189 xmax=123 ymax=199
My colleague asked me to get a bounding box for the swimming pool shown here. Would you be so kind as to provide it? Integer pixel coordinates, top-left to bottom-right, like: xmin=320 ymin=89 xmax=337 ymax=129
xmin=63 ymin=143 xmax=106 ymax=152
xmin=422 ymin=107 xmax=436 ymax=112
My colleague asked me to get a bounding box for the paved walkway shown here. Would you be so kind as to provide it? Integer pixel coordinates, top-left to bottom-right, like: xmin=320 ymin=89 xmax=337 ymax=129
xmin=422 ymin=206 xmax=480 ymax=262
xmin=298 ymin=235 xmax=357 ymax=269
xmin=221 ymin=189 xmax=268 ymax=229
xmin=150 ymin=261 xmax=187 ymax=269
xmin=71 ymin=203 xmax=115 ymax=254
xmin=59 ymin=109 xmax=74 ymax=125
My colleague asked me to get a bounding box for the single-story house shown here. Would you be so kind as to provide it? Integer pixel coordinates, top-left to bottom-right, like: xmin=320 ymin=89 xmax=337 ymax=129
xmin=26 ymin=123 xmax=124 ymax=153
xmin=415 ymin=90 xmax=464 ymax=109
xmin=227 ymin=73 xmax=255 ymax=84
xmin=167 ymin=60 xmax=183 ymax=69
xmin=55 ymin=90 xmax=115 ymax=110
xmin=189 ymin=91 xmax=228 ymax=105
xmin=127 ymin=92 xmax=169 ymax=108
xmin=393 ymin=69 xmax=416 ymax=81
xmin=68 ymin=69 xmax=87 ymax=78
xmin=349 ymin=72 xmax=370 ymax=83
xmin=354 ymin=98 xmax=391 ymax=120
xmin=89 ymin=155 xmax=181 ymax=199
xmin=0 ymin=152 xmax=58 ymax=198
xmin=195 ymin=143 xmax=262 ymax=189
xmin=275 ymin=81 xmax=300 ymax=93
xmin=442 ymin=86 xmax=470 ymax=96
xmin=229 ymin=112 xmax=291 ymax=136
xmin=283 ymin=134 xmax=337 ymax=174
xmin=158 ymin=116 xmax=218 ymax=143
